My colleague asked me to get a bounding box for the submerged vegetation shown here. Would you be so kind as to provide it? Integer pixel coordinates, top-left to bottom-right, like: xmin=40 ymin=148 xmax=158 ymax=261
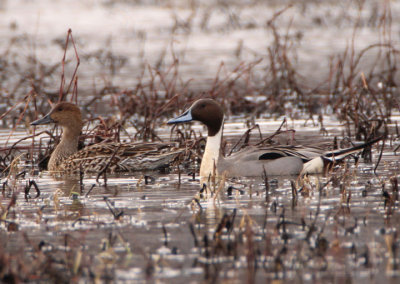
xmin=0 ymin=0 xmax=399 ymax=282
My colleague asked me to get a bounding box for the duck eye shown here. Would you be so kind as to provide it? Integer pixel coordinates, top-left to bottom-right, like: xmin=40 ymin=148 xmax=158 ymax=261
xmin=58 ymin=107 xmax=63 ymax=111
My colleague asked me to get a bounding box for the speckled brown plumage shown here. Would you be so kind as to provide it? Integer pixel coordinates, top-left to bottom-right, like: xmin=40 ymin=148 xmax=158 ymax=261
xmin=58 ymin=142 xmax=182 ymax=173
xmin=31 ymin=102 xmax=182 ymax=174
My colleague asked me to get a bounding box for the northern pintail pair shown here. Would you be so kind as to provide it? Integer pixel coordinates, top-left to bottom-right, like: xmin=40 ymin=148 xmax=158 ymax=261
xmin=168 ymin=99 xmax=381 ymax=178
xmin=31 ymin=102 xmax=182 ymax=173
xmin=32 ymin=99 xmax=380 ymax=176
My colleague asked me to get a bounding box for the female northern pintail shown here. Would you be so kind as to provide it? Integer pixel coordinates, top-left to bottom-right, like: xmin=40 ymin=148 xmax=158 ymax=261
xmin=168 ymin=99 xmax=381 ymax=178
xmin=31 ymin=102 xmax=182 ymax=173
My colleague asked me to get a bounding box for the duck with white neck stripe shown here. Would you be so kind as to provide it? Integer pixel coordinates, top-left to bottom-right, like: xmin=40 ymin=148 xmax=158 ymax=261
xmin=168 ymin=98 xmax=382 ymax=179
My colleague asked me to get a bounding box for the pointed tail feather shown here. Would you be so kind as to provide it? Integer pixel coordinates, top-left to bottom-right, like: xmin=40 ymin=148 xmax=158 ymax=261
xmin=301 ymin=136 xmax=383 ymax=175
xmin=322 ymin=136 xmax=383 ymax=162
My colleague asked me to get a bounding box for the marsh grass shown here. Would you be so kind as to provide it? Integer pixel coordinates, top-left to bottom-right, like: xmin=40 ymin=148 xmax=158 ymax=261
xmin=0 ymin=3 xmax=396 ymax=171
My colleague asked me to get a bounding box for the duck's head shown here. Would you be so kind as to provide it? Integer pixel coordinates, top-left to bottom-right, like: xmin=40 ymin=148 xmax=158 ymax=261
xmin=168 ymin=99 xmax=224 ymax=136
xmin=31 ymin=102 xmax=83 ymax=130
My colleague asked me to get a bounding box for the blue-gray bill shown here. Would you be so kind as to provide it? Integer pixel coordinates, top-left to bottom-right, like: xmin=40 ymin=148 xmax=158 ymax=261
xmin=167 ymin=109 xmax=193 ymax=124
xmin=31 ymin=114 xmax=54 ymax=125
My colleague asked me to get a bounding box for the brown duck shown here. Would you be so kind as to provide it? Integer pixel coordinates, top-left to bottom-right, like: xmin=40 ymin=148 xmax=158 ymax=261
xmin=31 ymin=102 xmax=182 ymax=173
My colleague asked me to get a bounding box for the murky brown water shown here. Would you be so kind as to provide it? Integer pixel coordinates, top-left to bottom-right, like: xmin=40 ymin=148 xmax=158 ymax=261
xmin=1 ymin=116 xmax=399 ymax=282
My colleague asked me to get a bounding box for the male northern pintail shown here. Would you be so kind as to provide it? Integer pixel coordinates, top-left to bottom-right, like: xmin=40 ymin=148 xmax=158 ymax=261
xmin=168 ymin=99 xmax=381 ymax=178
xmin=31 ymin=102 xmax=182 ymax=173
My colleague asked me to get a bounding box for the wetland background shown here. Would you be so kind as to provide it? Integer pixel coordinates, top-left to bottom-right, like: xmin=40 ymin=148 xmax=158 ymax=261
xmin=0 ymin=0 xmax=400 ymax=282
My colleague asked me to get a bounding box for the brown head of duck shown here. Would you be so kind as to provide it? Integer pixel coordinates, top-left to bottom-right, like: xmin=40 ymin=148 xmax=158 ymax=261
xmin=168 ymin=99 xmax=226 ymax=179
xmin=31 ymin=102 xmax=83 ymax=172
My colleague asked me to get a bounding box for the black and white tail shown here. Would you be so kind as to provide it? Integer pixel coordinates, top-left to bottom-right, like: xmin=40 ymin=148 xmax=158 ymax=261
xmin=302 ymin=136 xmax=383 ymax=174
